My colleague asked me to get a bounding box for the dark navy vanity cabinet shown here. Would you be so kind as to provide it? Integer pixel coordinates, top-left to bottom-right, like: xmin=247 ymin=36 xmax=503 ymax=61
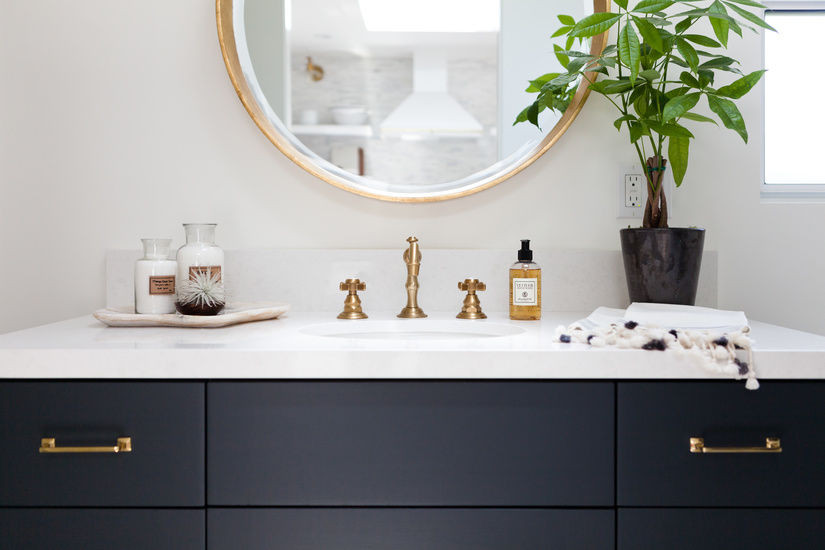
xmin=0 ymin=380 xmax=822 ymax=549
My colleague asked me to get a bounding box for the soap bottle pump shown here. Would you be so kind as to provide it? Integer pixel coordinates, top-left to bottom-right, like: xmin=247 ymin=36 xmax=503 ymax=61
xmin=509 ymin=239 xmax=541 ymax=320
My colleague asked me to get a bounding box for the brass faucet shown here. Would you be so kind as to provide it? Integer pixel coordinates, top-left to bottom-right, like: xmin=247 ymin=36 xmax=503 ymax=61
xmin=457 ymin=279 xmax=487 ymax=319
xmin=398 ymin=236 xmax=427 ymax=318
xmin=337 ymin=279 xmax=367 ymax=319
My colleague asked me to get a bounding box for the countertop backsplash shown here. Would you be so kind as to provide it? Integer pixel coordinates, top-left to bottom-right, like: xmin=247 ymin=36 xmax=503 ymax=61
xmin=106 ymin=249 xmax=718 ymax=313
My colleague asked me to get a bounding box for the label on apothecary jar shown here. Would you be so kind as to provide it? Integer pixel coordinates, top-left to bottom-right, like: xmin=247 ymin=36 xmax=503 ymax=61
xmin=148 ymin=276 xmax=175 ymax=295
xmin=189 ymin=266 xmax=222 ymax=282
xmin=512 ymin=278 xmax=538 ymax=305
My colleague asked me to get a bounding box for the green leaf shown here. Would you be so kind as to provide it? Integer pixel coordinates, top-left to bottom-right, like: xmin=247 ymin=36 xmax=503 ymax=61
xmin=663 ymin=92 xmax=701 ymax=122
xmin=629 ymin=121 xmax=647 ymax=142
xmin=619 ymin=21 xmax=642 ymax=83
xmin=570 ymin=12 xmax=622 ymax=38
xmin=633 ymin=90 xmax=649 ymax=116
xmin=640 ymin=69 xmax=660 ymax=80
xmin=648 ymin=120 xmax=695 ymax=138
xmin=682 ymin=34 xmax=722 ymax=48
xmin=699 ymin=56 xmax=742 ymax=74
xmin=566 ymin=56 xmax=590 ymax=73
xmin=546 ymin=72 xmax=579 ymax=88
xmin=632 ymin=0 xmax=674 ymax=13
xmin=614 ymin=0 xmax=629 ymax=8
xmin=552 ymin=25 xmax=573 ymax=38
xmin=714 ymin=69 xmax=766 ymax=99
xmin=558 ymin=14 xmax=576 ymax=25
xmin=633 ymin=17 xmax=665 ymax=53
xmin=668 ymin=136 xmax=690 ymax=187
xmin=724 ymin=2 xmax=777 ymax=31
xmin=680 ymin=71 xmax=701 ymax=88
xmin=680 ymin=112 xmax=718 ymax=125
xmin=589 ymin=79 xmax=634 ymax=94
xmin=553 ymin=50 xmax=594 ymax=58
xmin=707 ymin=95 xmax=748 ymax=142
xmin=526 ymin=73 xmax=561 ymax=93
xmin=645 ymin=16 xmax=672 ymax=27
xmin=554 ymin=44 xmax=570 ymax=68
xmin=614 ymin=114 xmax=637 ymax=130
xmin=697 ymin=69 xmax=714 ymax=87
xmin=675 ymin=17 xmax=694 ymax=34
xmin=527 ymin=101 xmax=541 ymax=128
xmin=676 ymin=38 xmax=699 ymax=72
xmin=708 ymin=1 xmax=730 ymax=47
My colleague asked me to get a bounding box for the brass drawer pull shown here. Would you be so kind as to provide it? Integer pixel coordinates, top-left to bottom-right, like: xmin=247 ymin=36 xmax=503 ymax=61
xmin=690 ymin=437 xmax=781 ymax=454
xmin=39 ymin=437 xmax=132 ymax=454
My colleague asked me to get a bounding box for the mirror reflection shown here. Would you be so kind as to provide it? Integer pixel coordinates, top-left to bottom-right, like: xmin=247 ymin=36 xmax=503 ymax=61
xmin=237 ymin=0 xmax=593 ymax=190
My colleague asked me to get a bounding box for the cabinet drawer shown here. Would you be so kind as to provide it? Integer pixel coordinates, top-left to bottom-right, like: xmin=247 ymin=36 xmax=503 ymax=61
xmin=0 ymin=509 xmax=204 ymax=550
xmin=0 ymin=382 xmax=204 ymax=506
xmin=618 ymin=382 xmax=825 ymax=506
xmin=208 ymin=382 xmax=614 ymax=505
xmin=210 ymin=508 xmax=614 ymax=550
xmin=619 ymin=508 xmax=825 ymax=550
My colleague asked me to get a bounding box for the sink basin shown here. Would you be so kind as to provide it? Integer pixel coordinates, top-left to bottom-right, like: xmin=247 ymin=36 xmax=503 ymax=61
xmin=301 ymin=320 xmax=525 ymax=341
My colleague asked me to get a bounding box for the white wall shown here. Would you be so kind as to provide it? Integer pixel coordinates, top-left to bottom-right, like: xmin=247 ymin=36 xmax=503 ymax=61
xmin=2 ymin=0 xmax=824 ymax=335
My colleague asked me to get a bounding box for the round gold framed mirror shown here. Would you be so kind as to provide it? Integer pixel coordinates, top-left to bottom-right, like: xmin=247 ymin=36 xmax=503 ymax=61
xmin=217 ymin=0 xmax=609 ymax=202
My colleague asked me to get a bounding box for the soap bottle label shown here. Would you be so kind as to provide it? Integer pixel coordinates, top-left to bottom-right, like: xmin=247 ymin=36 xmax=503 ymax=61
xmin=189 ymin=265 xmax=222 ymax=282
xmin=149 ymin=276 xmax=176 ymax=295
xmin=512 ymin=278 xmax=538 ymax=305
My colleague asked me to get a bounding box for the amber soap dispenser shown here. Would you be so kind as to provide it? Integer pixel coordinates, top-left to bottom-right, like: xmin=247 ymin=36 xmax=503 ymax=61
xmin=509 ymin=240 xmax=541 ymax=320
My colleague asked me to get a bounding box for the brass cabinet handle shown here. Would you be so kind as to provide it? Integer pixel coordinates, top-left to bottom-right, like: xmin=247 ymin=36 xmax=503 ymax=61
xmin=690 ymin=437 xmax=781 ymax=454
xmin=39 ymin=437 xmax=132 ymax=454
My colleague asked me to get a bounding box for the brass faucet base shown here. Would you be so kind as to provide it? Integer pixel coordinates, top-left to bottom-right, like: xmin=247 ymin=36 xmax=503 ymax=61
xmin=457 ymin=310 xmax=487 ymax=320
xmin=338 ymin=311 xmax=368 ymax=320
xmin=338 ymin=278 xmax=367 ymax=320
xmin=398 ymin=307 xmax=427 ymax=319
xmin=456 ymin=279 xmax=487 ymax=320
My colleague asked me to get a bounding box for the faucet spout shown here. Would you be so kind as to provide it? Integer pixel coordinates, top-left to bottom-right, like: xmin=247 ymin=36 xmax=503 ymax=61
xmin=398 ymin=236 xmax=427 ymax=318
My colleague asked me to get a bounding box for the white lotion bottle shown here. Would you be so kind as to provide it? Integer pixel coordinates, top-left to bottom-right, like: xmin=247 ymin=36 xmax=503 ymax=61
xmin=134 ymin=239 xmax=177 ymax=314
xmin=176 ymin=223 xmax=225 ymax=289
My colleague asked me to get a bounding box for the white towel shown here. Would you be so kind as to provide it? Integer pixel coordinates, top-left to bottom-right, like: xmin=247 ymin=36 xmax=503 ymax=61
xmin=624 ymin=303 xmax=748 ymax=330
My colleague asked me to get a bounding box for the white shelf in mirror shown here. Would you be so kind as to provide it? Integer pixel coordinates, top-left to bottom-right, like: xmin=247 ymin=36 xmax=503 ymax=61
xmin=290 ymin=124 xmax=374 ymax=137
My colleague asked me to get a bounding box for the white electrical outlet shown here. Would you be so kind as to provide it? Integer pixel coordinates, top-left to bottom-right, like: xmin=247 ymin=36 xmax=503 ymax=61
xmin=618 ymin=173 xmax=644 ymax=218
xmin=625 ymin=174 xmax=643 ymax=206
xmin=617 ymin=167 xmax=677 ymax=219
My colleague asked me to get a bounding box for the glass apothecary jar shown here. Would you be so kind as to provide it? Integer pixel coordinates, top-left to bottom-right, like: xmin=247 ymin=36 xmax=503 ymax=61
xmin=175 ymin=223 xmax=225 ymax=315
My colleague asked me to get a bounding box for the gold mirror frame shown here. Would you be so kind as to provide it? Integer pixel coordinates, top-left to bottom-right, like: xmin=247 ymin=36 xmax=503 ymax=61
xmin=216 ymin=0 xmax=610 ymax=202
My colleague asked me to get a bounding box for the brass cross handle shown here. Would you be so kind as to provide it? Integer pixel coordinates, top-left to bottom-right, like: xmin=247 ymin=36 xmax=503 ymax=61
xmin=458 ymin=279 xmax=486 ymax=293
xmin=340 ymin=279 xmax=366 ymax=293
xmin=457 ymin=279 xmax=487 ymax=320
xmin=338 ymin=278 xmax=367 ymax=320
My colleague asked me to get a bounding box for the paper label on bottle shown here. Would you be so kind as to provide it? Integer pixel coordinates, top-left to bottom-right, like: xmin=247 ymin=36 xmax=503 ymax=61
xmin=189 ymin=266 xmax=222 ymax=282
xmin=148 ymin=276 xmax=176 ymax=295
xmin=512 ymin=278 xmax=538 ymax=306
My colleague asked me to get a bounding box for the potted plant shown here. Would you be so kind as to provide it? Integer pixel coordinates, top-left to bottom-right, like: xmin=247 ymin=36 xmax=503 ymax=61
xmin=515 ymin=0 xmax=773 ymax=304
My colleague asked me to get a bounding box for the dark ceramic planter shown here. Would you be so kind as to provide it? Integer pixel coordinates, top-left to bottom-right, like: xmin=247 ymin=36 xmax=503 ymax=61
xmin=619 ymin=227 xmax=705 ymax=305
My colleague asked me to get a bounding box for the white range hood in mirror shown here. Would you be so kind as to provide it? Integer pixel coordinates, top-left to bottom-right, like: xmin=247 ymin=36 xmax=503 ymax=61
xmin=380 ymin=49 xmax=484 ymax=138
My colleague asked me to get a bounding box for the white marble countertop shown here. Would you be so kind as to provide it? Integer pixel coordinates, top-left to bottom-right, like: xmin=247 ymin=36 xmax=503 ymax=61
xmin=0 ymin=312 xmax=824 ymax=380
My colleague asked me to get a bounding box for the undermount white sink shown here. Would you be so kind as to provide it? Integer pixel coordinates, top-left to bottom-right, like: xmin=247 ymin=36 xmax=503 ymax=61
xmin=301 ymin=320 xmax=525 ymax=341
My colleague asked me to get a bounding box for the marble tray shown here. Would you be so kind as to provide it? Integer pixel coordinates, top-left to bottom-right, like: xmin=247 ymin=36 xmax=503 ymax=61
xmin=93 ymin=302 xmax=289 ymax=328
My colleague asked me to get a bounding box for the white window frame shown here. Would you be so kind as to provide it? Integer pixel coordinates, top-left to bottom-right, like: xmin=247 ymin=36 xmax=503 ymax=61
xmin=761 ymin=1 xmax=825 ymax=201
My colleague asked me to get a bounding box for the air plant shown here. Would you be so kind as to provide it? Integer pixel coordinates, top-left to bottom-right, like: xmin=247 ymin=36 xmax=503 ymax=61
xmin=175 ymin=269 xmax=226 ymax=316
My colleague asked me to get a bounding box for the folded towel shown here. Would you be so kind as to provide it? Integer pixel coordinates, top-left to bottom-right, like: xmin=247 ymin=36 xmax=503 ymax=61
xmin=558 ymin=304 xmax=757 ymax=390
xmin=625 ymin=303 xmax=748 ymax=330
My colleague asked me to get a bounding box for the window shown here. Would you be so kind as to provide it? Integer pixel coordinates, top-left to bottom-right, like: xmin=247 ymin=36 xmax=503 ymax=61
xmin=763 ymin=5 xmax=825 ymax=196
